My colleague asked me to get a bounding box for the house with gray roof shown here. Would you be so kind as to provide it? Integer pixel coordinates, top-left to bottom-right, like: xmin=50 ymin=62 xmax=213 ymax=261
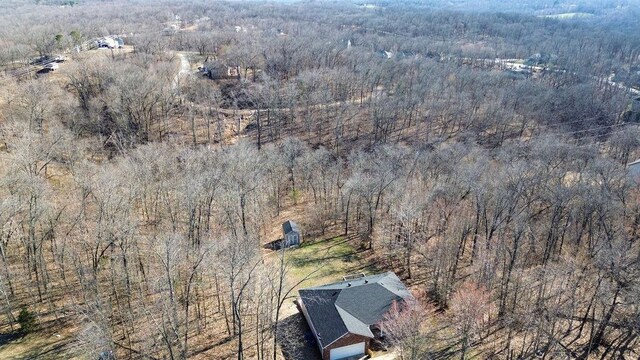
xmin=298 ymin=272 xmax=413 ymax=360
xmin=627 ymin=159 xmax=640 ymax=182
xmin=282 ymin=220 xmax=302 ymax=248
xmin=203 ymin=60 xmax=240 ymax=80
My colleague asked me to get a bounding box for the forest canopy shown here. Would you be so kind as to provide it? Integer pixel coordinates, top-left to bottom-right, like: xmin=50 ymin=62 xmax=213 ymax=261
xmin=0 ymin=0 xmax=638 ymax=359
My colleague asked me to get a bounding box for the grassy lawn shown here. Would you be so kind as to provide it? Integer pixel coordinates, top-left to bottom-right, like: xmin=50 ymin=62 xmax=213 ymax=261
xmin=285 ymin=235 xmax=380 ymax=289
xmin=276 ymin=234 xmax=383 ymax=359
xmin=0 ymin=331 xmax=84 ymax=360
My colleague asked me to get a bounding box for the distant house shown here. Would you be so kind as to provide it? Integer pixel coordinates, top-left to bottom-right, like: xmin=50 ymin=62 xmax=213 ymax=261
xmin=298 ymin=272 xmax=413 ymax=360
xmin=204 ymin=61 xmax=240 ymax=80
xmin=525 ymin=52 xmax=554 ymax=66
xmin=163 ymin=24 xmax=179 ymax=36
xmin=97 ymin=37 xmax=117 ymax=49
xmin=627 ymin=159 xmax=640 ymax=182
xmin=282 ymin=220 xmax=302 ymax=247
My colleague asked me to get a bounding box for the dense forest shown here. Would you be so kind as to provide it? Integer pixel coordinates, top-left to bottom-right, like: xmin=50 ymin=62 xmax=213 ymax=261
xmin=0 ymin=0 xmax=638 ymax=359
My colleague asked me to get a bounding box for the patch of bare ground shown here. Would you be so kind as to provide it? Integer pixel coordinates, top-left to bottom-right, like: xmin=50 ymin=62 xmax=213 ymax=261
xmin=263 ymin=201 xmax=309 ymax=246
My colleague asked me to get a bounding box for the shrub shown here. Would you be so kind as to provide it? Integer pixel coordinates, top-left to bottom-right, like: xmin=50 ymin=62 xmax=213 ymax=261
xmin=17 ymin=308 xmax=37 ymax=334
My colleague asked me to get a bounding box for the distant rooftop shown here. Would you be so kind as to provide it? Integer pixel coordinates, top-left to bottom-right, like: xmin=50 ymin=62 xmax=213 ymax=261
xmin=627 ymin=159 xmax=640 ymax=179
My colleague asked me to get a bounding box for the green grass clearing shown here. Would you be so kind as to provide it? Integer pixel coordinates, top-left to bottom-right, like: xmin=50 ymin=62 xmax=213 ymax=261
xmin=285 ymin=235 xmax=379 ymax=289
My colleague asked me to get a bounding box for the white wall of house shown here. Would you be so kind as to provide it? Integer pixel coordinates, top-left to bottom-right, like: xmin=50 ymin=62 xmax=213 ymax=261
xmin=329 ymin=342 xmax=365 ymax=360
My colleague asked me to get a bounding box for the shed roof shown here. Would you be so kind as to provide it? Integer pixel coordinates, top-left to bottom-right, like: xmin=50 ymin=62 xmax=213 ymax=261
xmin=282 ymin=220 xmax=300 ymax=234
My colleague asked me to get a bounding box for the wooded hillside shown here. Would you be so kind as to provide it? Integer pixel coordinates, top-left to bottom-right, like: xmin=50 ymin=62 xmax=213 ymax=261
xmin=0 ymin=1 xmax=638 ymax=359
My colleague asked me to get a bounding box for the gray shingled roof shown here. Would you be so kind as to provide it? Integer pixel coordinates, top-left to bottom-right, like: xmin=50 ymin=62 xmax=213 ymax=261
xmin=337 ymin=283 xmax=401 ymax=325
xmin=298 ymin=272 xmax=412 ymax=349
xmin=283 ymin=220 xmax=300 ymax=234
xmin=298 ymin=289 xmax=348 ymax=347
xmin=336 ymin=306 xmax=374 ymax=338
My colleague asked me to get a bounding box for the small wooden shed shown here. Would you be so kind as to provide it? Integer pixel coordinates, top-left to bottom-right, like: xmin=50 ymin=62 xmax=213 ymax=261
xmin=282 ymin=220 xmax=302 ymax=247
